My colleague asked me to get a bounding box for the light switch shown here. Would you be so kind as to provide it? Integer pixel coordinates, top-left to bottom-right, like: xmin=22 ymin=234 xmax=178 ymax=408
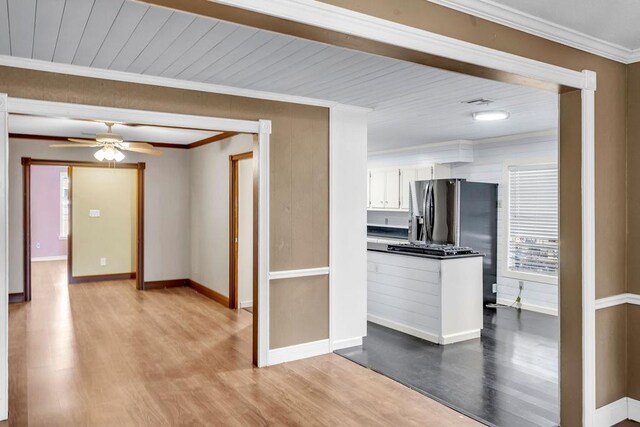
xmin=100 ymin=257 xmax=106 ymax=266
xmin=89 ymin=209 xmax=100 ymax=218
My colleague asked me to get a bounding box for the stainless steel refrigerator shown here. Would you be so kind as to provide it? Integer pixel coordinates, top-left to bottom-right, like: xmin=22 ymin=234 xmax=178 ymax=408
xmin=409 ymin=179 xmax=498 ymax=304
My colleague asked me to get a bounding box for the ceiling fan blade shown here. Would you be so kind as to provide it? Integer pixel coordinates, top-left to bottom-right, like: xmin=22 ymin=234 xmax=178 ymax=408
xmin=68 ymin=138 xmax=97 ymax=144
xmin=119 ymin=142 xmax=154 ymax=149
xmin=49 ymin=144 xmax=98 ymax=148
xmin=121 ymin=146 xmax=163 ymax=156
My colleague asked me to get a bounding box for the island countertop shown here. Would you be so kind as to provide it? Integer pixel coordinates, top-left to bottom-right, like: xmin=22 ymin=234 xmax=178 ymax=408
xmin=367 ymin=241 xmax=485 ymax=260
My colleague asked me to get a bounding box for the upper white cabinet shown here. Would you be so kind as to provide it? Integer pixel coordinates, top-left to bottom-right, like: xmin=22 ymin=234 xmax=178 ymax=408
xmin=369 ymin=165 xmax=444 ymax=211
xmin=369 ymin=170 xmax=387 ymax=209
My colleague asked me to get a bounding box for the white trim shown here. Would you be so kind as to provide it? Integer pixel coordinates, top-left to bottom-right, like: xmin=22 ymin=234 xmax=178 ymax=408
xmin=268 ymin=267 xmax=330 ymax=281
xmin=582 ymin=84 xmax=597 ymax=427
xmin=31 ymin=256 xmax=67 ymax=262
xmin=0 ymin=93 xmax=8 ymax=421
xmin=595 ymin=397 xmax=629 ymax=427
xmin=332 ymin=337 xmax=363 ymax=351
xmin=428 ymin=0 xmax=640 ymax=64
xmin=0 ymin=56 xmax=370 ymax=113
xmin=595 ymin=293 xmax=640 ymax=310
xmin=267 ymin=339 xmax=330 ymax=366
xmin=471 ymin=129 xmax=557 ymax=145
xmin=368 ymin=314 xmax=440 ymax=344
xmin=257 ymin=120 xmax=271 ymax=368
xmin=496 ymin=298 xmax=558 ymax=316
xmin=368 ymin=139 xmax=472 ymax=156
xmin=629 ymin=398 xmax=640 ymax=422
xmin=239 ymin=300 xmax=253 ymax=309
xmin=440 ymin=329 xmax=481 ymax=344
xmin=594 ymin=398 xmax=640 ymax=426
xmin=7 ymin=97 xmax=260 ymax=134
xmin=212 ymin=0 xmax=590 ymax=90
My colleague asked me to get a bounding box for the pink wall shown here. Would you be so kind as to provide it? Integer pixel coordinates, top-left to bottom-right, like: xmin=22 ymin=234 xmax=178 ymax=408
xmin=31 ymin=165 xmax=68 ymax=259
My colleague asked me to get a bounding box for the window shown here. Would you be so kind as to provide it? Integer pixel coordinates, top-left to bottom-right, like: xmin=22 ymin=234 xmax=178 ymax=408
xmin=507 ymin=164 xmax=558 ymax=279
xmin=60 ymin=171 xmax=69 ymax=239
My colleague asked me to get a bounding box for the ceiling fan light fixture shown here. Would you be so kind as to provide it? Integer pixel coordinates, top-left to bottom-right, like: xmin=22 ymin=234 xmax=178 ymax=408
xmin=114 ymin=149 xmax=125 ymax=162
xmin=94 ymin=148 xmax=106 ymax=161
xmin=103 ymin=146 xmax=116 ymax=161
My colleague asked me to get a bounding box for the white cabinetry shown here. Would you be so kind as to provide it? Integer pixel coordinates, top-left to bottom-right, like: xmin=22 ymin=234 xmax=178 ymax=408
xmin=369 ymin=165 xmax=440 ymax=211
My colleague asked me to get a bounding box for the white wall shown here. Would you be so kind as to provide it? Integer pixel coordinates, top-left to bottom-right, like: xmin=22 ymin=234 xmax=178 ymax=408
xmin=189 ymin=134 xmax=253 ymax=296
xmin=331 ymin=106 xmax=368 ymax=350
xmin=8 ymin=138 xmax=191 ymax=293
xmin=238 ymin=157 xmax=253 ymax=307
xmin=451 ymin=131 xmax=559 ymax=315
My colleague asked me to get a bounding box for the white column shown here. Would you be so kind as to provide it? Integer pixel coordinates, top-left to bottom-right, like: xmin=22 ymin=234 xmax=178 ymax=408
xmin=257 ymin=119 xmax=271 ymax=367
xmin=581 ymin=70 xmax=597 ymax=427
xmin=0 ymin=93 xmax=8 ymax=420
xmin=330 ymin=105 xmax=369 ymax=350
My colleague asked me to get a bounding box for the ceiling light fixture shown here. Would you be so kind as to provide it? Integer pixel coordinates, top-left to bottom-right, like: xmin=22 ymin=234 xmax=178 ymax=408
xmin=473 ymin=110 xmax=510 ymax=121
xmin=93 ymin=145 xmax=125 ymax=162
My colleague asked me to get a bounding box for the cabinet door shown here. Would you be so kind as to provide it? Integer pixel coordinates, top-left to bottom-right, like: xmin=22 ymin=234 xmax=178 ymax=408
xmin=369 ymin=170 xmax=386 ymax=209
xmin=433 ymin=163 xmax=451 ymax=179
xmin=384 ymin=169 xmax=401 ymax=209
xmin=400 ymin=168 xmax=416 ymax=210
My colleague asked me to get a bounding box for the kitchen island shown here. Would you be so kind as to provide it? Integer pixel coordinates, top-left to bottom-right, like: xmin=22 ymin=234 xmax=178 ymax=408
xmin=367 ymin=242 xmax=484 ymax=345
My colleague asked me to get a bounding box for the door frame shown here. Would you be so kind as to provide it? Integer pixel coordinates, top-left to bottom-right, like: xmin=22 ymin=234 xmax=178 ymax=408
xmin=229 ymin=151 xmax=254 ymax=310
xmin=21 ymin=158 xmax=145 ymax=297
xmin=211 ymin=0 xmax=596 ymax=423
xmin=1 ymin=98 xmax=272 ymax=376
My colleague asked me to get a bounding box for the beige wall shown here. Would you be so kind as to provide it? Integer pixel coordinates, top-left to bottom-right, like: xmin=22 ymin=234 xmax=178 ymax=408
xmin=270 ymin=275 xmax=329 ymax=349
xmin=627 ymin=62 xmax=640 ymax=403
xmin=71 ymin=167 xmax=137 ymax=277
xmin=189 ymin=134 xmax=253 ymax=296
xmin=8 ymin=138 xmax=191 ymax=293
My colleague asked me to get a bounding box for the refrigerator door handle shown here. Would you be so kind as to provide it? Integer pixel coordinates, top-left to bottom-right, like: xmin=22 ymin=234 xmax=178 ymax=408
xmin=425 ymin=182 xmax=434 ymax=242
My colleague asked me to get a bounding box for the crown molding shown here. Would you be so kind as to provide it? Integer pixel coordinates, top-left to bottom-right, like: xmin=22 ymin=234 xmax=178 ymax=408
xmin=429 ymin=0 xmax=640 ymax=64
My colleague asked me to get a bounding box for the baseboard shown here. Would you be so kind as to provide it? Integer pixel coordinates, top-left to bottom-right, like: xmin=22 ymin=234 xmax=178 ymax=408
xmin=69 ymin=272 xmax=136 ymax=284
xmin=496 ymin=298 xmax=558 ymax=316
xmin=239 ymin=300 xmax=253 ymax=309
xmin=189 ymin=279 xmax=229 ymax=307
xmin=440 ymin=329 xmax=481 ymax=344
xmin=8 ymin=293 xmax=25 ymax=304
xmin=268 ymin=339 xmax=330 ymax=366
xmin=332 ymin=336 xmax=363 ymax=350
xmin=31 ymin=256 xmax=67 ymax=262
xmin=629 ymin=398 xmax=640 ymax=422
xmin=595 ymin=397 xmax=640 ymax=426
xmin=145 ymin=279 xmax=189 ymax=290
xmin=368 ymin=314 xmax=440 ymax=344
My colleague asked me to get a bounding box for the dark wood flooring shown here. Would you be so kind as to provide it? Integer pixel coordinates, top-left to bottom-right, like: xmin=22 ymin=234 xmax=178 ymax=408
xmin=336 ymin=308 xmax=559 ymax=427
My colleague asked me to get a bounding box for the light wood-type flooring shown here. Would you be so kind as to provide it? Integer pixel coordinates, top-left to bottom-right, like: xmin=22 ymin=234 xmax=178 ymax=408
xmin=6 ymin=260 xmax=479 ymax=426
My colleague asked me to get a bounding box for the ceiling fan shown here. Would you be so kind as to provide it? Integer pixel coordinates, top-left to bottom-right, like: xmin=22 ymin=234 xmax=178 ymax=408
xmin=49 ymin=122 xmax=162 ymax=162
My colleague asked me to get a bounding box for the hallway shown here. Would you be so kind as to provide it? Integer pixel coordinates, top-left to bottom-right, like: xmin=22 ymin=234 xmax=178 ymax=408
xmin=7 ymin=261 xmax=478 ymax=426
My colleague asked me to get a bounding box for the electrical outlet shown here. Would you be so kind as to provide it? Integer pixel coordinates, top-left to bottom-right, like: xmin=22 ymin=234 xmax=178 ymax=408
xmin=384 ymin=218 xmax=389 ymax=225
xmin=36 ymin=242 xmax=41 ymax=249
xmin=492 ymin=283 xmax=497 ymax=293
xmin=100 ymin=257 xmax=106 ymax=267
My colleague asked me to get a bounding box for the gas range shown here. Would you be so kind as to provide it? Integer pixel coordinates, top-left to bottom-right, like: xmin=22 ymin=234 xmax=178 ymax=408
xmin=387 ymin=243 xmax=477 ymax=257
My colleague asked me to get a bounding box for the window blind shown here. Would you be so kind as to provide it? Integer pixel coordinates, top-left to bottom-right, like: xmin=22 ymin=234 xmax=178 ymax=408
xmin=507 ymin=164 xmax=558 ymax=277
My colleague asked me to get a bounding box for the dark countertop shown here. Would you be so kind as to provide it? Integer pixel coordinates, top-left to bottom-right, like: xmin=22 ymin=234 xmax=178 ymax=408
xmin=367 ymin=242 xmax=485 ymax=261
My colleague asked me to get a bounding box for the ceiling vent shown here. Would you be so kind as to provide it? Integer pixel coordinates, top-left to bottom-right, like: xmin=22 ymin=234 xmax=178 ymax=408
xmin=462 ymin=98 xmax=494 ymax=106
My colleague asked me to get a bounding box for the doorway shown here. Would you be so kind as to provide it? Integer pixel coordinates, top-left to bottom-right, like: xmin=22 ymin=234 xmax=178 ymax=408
xmin=229 ymin=151 xmax=254 ymax=311
xmin=22 ymin=158 xmax=145 ymax=300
